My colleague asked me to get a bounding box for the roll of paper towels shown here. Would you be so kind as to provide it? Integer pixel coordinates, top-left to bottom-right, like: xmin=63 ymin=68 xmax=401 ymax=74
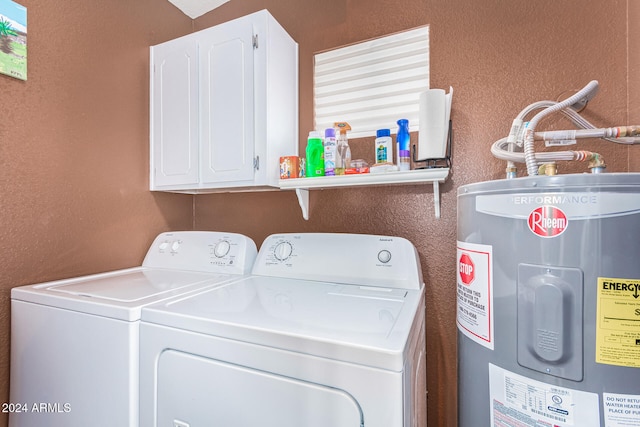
xmin=417 ymin=87 xmax=453 ymax=160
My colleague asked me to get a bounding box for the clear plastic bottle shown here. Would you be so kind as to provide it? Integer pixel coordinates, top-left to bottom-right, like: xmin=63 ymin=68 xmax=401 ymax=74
xmin=334 ymin=122 xmax=351 ymax=175
xmin=396 ymin=119 xmax=411 ymax=171
xmin=323 ymin=128 xmax=337 ymax=176
xmin=305 ymin=131 xmax=324 ymax=177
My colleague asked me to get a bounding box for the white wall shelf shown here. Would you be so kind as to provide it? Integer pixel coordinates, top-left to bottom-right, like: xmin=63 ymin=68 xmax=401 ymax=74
xmin=279 ymin=168 xmax=450 ymax=220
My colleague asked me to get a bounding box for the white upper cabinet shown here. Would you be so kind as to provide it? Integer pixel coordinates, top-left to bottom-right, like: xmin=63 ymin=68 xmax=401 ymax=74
xmin=150 ymin=10 xmax=299 ymax=192
xmin=199 ymin=19 xmax=255 ymax=186
xmin=150 ymin=35 xmax=200 ymax=188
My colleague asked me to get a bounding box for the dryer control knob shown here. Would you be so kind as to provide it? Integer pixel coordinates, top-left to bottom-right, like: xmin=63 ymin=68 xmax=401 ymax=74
xmin=171 ymin=241 xmax=181 ymax=252
xmin=274 ymin=242 xmax=293 ymax=261
xmin=213 ymin=240 xmax=231 ymax=258
xmin=378 ymin=250 xmax=392 ymax=263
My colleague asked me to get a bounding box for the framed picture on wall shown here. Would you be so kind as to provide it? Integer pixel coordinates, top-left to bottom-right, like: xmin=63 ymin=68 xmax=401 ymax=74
xmin=0 ymin=0 xmax=26 ymax=80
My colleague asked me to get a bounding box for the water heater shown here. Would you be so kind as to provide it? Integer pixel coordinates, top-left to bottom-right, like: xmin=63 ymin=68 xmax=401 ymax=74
xmin=457 ymin=173 xmax=640 ymax=427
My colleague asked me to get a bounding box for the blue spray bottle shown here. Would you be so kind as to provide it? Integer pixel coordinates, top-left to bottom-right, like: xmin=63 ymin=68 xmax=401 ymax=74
xmin=397 ymin=119 xmax=411 ymax=171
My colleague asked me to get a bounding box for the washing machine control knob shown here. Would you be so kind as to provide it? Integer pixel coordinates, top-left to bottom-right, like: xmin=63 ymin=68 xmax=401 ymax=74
xmin=171 ymin=240 xmax=181 ymax=252
xmin=377 ymin=250 xmax=392 ymax=263
xmin=213 ymin=240 xmax=231 ymax=258
xmin=274 ymin=242 xmax=293 ymax=261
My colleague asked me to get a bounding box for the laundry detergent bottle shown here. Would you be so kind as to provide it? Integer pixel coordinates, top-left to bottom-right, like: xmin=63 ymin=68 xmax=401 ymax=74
xmin=306 ymin=131 xmax=325 ymax=177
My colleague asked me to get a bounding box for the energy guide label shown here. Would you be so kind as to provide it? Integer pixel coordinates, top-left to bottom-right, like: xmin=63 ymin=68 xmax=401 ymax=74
xmin=596 ymin=277 xmax=640 ymax=368
xmin=489 ymin=364 xmax=600 ymax=426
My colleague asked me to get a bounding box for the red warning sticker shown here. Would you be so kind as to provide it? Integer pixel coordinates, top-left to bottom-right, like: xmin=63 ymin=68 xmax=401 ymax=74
xmin=528 ymin=206 xmax=568 ymax=238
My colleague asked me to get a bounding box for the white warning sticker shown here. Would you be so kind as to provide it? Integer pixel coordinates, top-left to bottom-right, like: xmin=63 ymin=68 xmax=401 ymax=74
xmin=456 ymin=241 xmax=493 ymax=350
xmin=489 ymin=364 xmax=600 ymax=426
xmin=603 ymin=393 xmax=640 ymax=427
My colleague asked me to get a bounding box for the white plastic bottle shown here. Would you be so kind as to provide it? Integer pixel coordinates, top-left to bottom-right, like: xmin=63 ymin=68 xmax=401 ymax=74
xmin=375 ymin=129 xmax=393 ymax=164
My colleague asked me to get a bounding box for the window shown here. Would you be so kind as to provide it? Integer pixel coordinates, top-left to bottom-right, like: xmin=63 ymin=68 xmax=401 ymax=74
xmin=314 ymin=26 xmax=429 ymax=138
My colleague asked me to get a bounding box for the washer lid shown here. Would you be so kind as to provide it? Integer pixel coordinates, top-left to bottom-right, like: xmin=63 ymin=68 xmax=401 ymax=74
xmin=141 ymin=276 xmax=424 ymax=371
xmin=11 ymin=267 xmax=241 ymax=321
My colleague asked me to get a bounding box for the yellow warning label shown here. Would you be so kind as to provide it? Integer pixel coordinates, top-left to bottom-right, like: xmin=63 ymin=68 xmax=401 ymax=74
xmin=596 ymin=277 xmax=640 ymax=368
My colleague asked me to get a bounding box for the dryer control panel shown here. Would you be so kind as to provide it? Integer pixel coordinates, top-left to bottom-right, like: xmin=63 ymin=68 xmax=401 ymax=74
xmin=143 ymin=231 xmax=257 ymax=274
xmin=252 ymin=233 xmax=423 ymax=290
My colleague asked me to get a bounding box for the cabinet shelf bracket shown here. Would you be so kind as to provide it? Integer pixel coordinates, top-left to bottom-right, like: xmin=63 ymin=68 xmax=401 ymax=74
xmin=292 ymin=181 xmax=442 ymax=220
xmin=282 ymin=168 xmax=449 ymax=220
xmin=295 ymin=188 xmax=310 ymax=220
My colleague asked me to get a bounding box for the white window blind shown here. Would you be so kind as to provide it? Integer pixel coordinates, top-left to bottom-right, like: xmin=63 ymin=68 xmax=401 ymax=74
xmin=314 ymin=26 xmax=429 ymax=139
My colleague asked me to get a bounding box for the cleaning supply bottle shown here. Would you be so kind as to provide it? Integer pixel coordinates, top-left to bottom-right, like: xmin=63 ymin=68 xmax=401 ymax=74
xmin=334 ymin=122 xmax=351 ymax=175
xmin=396 ymin=119 xmax=411 ymax=171
xmin=375 ymin=129 xmax=393 ymax=164
xmin=305 ymin=131 xmax=325 ymax=177
xmin=323 ymin=128 xmax=337 ymax=176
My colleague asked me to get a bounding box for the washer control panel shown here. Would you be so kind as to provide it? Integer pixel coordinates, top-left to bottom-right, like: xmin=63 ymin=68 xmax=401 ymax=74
xmin=143 ymin=231 xmax=257 ymax=274
xmin=253 ymin=233 xmax=423 ymax=290
xmin=212 ymin=240 xmax=231 ymax=258
xmin=273 ymin=241 xmax=293 ymax=261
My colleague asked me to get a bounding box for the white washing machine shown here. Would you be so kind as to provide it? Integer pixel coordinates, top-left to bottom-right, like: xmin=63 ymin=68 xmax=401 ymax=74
xmin=9 ymin=231 xmax=257 ymax=427
xmin=139 ymin=233 xmax=427 ymax=427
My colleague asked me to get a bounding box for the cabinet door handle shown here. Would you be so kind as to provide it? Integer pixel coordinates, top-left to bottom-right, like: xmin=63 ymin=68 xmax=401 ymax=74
xmin=254 ymin=156 xmax=260 ymax=171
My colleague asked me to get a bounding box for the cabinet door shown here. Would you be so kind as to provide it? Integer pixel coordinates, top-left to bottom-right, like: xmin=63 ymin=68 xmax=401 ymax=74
xmin=199 ymin=18 xmax=255 ymax=185
xmin=150 ymin=37 xmax=199 ymax=189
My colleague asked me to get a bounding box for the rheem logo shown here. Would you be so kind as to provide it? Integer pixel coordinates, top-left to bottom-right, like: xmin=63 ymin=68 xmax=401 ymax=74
xmin=459 ymin=253 xmax=475 ymax=285
xmin=528 ymin=206 xmax=568 ymax=238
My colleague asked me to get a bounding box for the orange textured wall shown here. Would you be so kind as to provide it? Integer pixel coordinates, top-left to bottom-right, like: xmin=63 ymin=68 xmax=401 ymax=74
xmin=0 ymin=1 xmax=194 ymax=424
xmin=1 ymin=1 xmax=639 ymax=427
xmin=193 ymin=1 xmax=640 ymax=426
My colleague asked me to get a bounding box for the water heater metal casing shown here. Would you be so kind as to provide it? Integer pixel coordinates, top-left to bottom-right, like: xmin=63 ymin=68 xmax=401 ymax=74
xmin=457 ymin=173 xmax=640 ymax=427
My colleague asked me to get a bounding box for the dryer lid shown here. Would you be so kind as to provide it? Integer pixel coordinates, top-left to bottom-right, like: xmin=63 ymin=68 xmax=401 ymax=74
xmin=141 ymin=275 xmax=424 ymax=370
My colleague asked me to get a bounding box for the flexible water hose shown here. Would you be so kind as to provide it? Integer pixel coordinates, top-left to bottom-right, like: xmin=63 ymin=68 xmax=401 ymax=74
xmin=535 ymin=126 xmax=640 ymax=141
xmin=492 ymin=81 xmax=640 ymax=176
xmin=523 ymin=80 xmax=600 ymax=175
xmin=491 ymin=138 xmax=598 ymax=163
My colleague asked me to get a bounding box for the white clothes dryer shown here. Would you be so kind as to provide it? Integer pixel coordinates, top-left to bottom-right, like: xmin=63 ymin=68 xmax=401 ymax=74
xmin=9 ymin=231 xmax=257 ymax=427
xmin=139 ymin=233 xmax=427 ymax=427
